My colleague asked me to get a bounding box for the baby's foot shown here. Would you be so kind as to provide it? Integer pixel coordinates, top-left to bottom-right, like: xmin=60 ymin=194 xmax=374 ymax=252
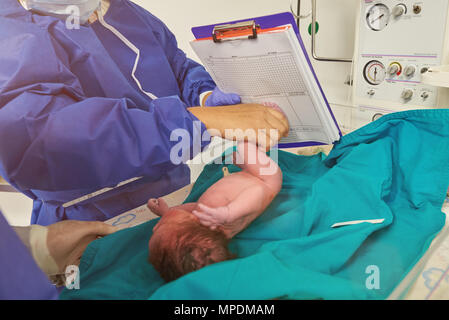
xmin=147 ymin=198 xmax=169 ymax=216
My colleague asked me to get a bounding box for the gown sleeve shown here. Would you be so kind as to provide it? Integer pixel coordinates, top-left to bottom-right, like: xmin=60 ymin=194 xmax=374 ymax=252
xmin=0 ymin=212 xmax=58 ymax=299
xmin=0 ymin=22 xmax=209 ymax=192
xmin=128 ymin=2 xmax=217 ymax=106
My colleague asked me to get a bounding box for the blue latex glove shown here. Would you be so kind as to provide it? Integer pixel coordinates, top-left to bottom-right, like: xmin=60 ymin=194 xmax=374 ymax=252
xmin=204 ymin=87 xmax=241 ymax=107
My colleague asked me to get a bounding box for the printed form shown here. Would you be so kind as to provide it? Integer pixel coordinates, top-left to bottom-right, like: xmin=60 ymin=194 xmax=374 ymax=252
xmin=191 ymin=26 xmax=340 ymax=146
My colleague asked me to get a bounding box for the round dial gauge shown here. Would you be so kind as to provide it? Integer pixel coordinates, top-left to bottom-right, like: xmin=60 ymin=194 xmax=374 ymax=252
xmin=363 ymin=60 xmax=386 ymax=85
xmin=366 ymin=4 xmax=391 ymax=31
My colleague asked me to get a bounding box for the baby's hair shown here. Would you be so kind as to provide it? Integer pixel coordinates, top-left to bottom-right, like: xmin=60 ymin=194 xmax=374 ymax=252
xmin=149 ymin=220 xmax=235 ymax=282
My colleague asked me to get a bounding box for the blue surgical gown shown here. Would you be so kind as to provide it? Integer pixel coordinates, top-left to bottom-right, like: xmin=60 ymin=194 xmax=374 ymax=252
xmin=0 ymin=0 xmax=216 ymax=225
xmin=0 ymin=211 xmax=58 ymax=299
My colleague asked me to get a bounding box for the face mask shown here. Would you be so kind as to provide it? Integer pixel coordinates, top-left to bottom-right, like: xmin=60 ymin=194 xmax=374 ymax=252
xmin=24 ymin=0 xmax=101 ymax=24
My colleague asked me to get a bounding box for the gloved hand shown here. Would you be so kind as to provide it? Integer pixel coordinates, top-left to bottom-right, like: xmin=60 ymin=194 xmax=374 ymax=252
xmin=14 ymin=221 xmax=118 ymax=276
xmin=204 ymin=87 xmax=241 ymax=107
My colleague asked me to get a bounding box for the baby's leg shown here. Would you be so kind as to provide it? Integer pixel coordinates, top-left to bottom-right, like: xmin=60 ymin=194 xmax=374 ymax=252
xmin=147 ymin=198 xmax=197 ymax=217
xmin=234 ymin=142 xmax=282 ymax=193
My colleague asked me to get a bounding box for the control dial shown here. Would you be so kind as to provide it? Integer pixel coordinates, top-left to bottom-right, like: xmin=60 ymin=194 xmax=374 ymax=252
xmin=392 ymin=4 xmax=407 ymax=18
xmin=404 ymin=65 xmax=417 ymax=77
xmin=387 ymin=62 xmax=402 ymax=76
xmin=402 ymin=89 xmax=414 ymax=100
xmin=421 ymin=92 xmax=430 ymax=100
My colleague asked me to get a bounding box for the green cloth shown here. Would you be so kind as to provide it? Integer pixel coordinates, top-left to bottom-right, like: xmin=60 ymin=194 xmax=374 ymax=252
xmin=60 ymin=109 xmax=449 ymax=300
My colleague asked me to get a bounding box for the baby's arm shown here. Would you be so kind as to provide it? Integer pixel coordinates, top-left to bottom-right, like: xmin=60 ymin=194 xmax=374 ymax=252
xmin=234 ymin=142 xmax=282 ymax=193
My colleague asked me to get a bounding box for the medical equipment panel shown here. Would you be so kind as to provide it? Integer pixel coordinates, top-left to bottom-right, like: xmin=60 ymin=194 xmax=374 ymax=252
xmin=352 ymin=0 xmax=449 ymax=128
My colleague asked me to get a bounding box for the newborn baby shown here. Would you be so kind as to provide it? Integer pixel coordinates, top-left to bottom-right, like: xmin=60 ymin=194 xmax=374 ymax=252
xmin=148 ymin=142 xmax=282 ymax=282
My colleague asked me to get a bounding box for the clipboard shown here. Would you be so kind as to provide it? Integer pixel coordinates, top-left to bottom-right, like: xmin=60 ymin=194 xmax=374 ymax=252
xmin=191 ymin=13 xmax=341 ymax=149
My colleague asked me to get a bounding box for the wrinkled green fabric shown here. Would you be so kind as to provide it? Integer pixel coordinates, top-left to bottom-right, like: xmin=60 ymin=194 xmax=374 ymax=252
xmin=60 ymin=109 xmax=449 ymax=300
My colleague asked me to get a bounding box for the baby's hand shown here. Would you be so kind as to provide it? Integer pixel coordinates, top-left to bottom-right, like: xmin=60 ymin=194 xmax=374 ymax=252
xmin=262 ymin=102 xmax=287 ymax=119
xmin=192 ymin=204 xmax=230 ymax=230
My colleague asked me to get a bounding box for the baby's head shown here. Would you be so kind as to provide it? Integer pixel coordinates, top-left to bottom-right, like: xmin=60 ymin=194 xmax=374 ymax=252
xmin=149 ymin=208 xmax=234 ymax=282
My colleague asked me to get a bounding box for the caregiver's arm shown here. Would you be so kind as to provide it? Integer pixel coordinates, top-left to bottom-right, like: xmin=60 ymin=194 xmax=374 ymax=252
xmin=0 ymin=212 xmax=58 ymax=299
xmin=0 ymin=23 xmax=213 ymax=193
xmin=189 ymin=104 xmax=290 ymax=151
xmin=14 ymin=221 xmax=118 ymax=276
xmin=140 ymin=7 xmax=288 ymax=139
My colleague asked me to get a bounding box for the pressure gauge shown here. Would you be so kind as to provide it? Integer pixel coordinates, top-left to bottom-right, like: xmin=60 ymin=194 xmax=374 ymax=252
xmin=363 ymin=60 xmax=386 ymax=85
xmin=366 ymin=4 xmax=391 ymax=31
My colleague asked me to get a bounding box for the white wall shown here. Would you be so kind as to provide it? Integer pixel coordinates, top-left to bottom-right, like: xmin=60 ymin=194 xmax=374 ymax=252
xmin=0 ymin=192 xmax=33 ymax=226
xmin=133 ymin=0 xmax=294 ymax=58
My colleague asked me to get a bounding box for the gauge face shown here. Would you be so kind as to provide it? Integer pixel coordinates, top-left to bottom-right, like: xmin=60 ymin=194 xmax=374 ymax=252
xmin=363 ymin=60 xmax=386 ymax=85
xmin=366 ymin=4 xmax=391 ymax=31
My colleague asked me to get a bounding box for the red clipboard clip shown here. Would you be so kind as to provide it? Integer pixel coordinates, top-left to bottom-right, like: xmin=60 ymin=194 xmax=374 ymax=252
xmin=212 ymin=20 xmax=261 ymax=43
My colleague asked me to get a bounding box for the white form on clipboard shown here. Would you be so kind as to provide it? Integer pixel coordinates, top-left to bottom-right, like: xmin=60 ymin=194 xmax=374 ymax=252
xmin=191 ymin=24 xmax=341 ymax=147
